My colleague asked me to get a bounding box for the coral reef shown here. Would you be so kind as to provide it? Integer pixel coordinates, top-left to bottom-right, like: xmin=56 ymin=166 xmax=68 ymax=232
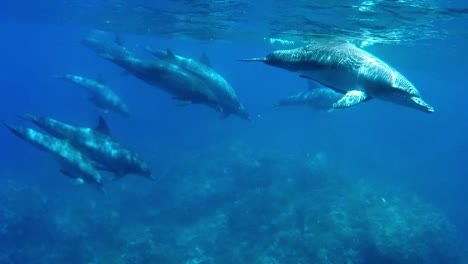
xmin=0 ymin=142 xmax=464 ymax=263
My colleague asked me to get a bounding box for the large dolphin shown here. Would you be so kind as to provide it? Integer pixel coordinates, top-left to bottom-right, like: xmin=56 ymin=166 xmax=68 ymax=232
xmin=4 ymin=123 xmax=103 ymax=189
xmin=21 ymin=114 xmax=153 ymax=181
xmin=278 ymin=81 xmax=343 ymax=110
xmin=56 ymin=74 xmax=129 ymax=117
xmin=146 ymin=48 xmax=249 ymax=119
xmin=241 ymin=42 xmax=434 ymax=113
xmin=82 ymin=35 xmax=243 ymax=118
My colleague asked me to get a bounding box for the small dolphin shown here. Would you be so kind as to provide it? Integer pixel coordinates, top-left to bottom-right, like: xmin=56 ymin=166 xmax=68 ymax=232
xmin=146 ymin=47 xmax=249 ymax=119
xmin=21 ymin=114 xmax=153 ymax=181
xmin=3 ymin=123 xmax=103 ymax=189
xmin=55 ymin=74 xmax=129 ymax=117
xmin=82 ymin=35 xmax=226 ymax=116
xmin=241 ymin=42 xmax=434 ymax=113
xmin=278 ymin=81 xmax=343 ymax=110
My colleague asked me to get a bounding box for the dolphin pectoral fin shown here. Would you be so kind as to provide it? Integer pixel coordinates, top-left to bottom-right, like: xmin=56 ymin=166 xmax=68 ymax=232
xmin=332 ymin=90 xmax=368 ymax=108
xmin=60 ymin=169 xmax=78 ymax=179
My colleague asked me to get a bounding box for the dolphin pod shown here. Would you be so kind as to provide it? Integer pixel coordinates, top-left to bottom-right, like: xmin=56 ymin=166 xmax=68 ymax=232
xmin=5 ymin=35 xmax=436 ymax=191
xmin=4 ymin=122 xmax=104 ymax=190
xmin=82 ymin=34 xmax=249 ymax=120
xmin=241 ymin=42 xmax=434 ymax=113
xmin=145 ymin=47 xmax=249 ymax=119
xmin=21 ymin=114 xmax=153 ymax=181
xmin=5 ymin=115 xmax=152 ymax=190
xmin=82 ymin=33 xmax=433 ymax=114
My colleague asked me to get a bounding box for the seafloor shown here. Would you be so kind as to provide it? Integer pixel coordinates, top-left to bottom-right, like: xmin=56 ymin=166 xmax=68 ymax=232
xmin=0 ymin=141 xmax=463 ymax=264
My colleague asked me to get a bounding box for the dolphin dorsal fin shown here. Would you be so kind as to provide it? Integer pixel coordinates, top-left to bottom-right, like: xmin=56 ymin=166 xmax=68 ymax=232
xmin=95 ymin=116 xmax=111 ymax=135
xmin=114 ymin=34 xmax=124 ymax=46
xmin=199 ymin=52 xmax=212 ymax=67
xmin=166 ymin=49 xmax=176 ymax=59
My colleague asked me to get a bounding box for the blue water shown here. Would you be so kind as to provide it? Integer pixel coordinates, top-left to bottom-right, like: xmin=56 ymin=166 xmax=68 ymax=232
xmin=1 ymin=1 xmax=468 ymax=263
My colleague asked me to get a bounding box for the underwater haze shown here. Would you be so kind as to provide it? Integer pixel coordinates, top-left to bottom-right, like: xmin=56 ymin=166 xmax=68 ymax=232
xmin=1 ymin=0 xmax=468 ymax=263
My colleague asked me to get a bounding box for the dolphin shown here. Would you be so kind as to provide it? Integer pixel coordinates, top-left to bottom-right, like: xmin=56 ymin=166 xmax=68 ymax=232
xmin=146 ymin=47 xmax=249 ymax=119
xmin=3 ymin=123 xmax=103 ymax=189
xmin=21 ymin=114 xmax=153 ymax=181
xmin=278 ymin=81 xmax=343 ymax=110
xmin=81 ymin=35 xmax=229 ymax=116
xmin=55 ymin=74 xmax=129 ymax=117
xmin=240 ymin=42 xmax=434 ymax=113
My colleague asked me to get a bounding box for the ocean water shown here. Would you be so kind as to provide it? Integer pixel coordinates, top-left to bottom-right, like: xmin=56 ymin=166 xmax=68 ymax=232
xmin=1 ymin=1 xmax=467 ymax=263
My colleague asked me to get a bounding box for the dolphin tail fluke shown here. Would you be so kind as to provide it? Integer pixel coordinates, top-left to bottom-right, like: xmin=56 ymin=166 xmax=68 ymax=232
xmin=237 ymin=57 xmax=267 ymax=62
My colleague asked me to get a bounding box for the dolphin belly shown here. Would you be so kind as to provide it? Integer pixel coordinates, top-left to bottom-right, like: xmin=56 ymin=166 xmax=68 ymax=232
xmin=298 ymin=69 xmax=359 ymax=93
